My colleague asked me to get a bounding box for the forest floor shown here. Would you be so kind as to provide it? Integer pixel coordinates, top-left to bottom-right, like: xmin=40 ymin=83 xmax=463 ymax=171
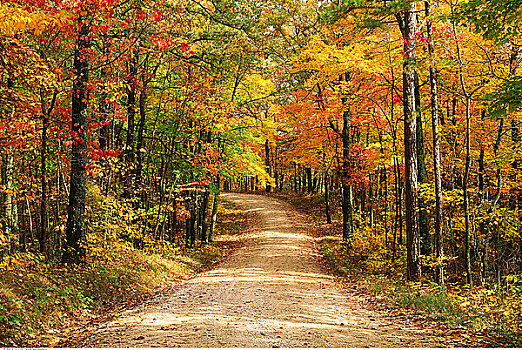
xmin=80 ymin=192 xmax=480 ymax=347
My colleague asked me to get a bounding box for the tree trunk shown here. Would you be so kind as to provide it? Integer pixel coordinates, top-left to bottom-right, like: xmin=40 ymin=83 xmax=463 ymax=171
xmin=383 ymin=167 xmax=389 ymax=250
xmin=293 ymin=163 xmax=298 ymax=192
xmin=452 ymin=12 xmax=473 ymax=285
xmin=63 ymin=10 xmax=91 ymax=264
xmin=399 ymin=3 xmax=421 ymax=281
xmin=208 ymin=174 xmax=220 ymax=243
xmin=393 ymin=158 xmax=400 ymax=260
xmin=190 ymin=201 xmax=197 ymax=247
xmin=200 ymin=188 xmax=210 ymax=244
xmin=265 ymin=140 xmax=271 ymax=192
xmin=98 ymin=35 xmax=111 ymax=173
xmin=3 ymin=80 xmax=19 ymax=254
xmin=306 ymin=167 xmax=313 ymax=194
xmin=415 ymin=72 xmax=430 ymax=255
xmin=312 ymin=170 xmax=318 ymax=193
xmin=170 ymin=192 xmax=178 ymax=243
xmin=135 ymin=88 xmax=147 ymax=200
xmin=342 ymin=101 xmax=353 ymax=244
xmin=39 ymin=115 xmax=49 ymax=255
xmin=2 ymin=149 xmax=18 ymax=255
xmin=124 ymin=50 xmax=138 ymax=198
xmin=325 ymin=173 xmax=332 ymax=224
xmin=478 ymin=142 xmax=487 ymax=283
xmin=426 ymin=0 xmax=444 ymax=284
xmin=463 ymin=98 xmax=472 ymax=285
xmin=185 ymin=204 xmax=191 ymax=248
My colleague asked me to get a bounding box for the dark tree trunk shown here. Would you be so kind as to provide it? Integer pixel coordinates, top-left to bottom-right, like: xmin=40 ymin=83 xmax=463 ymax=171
xmin=200 ymin=189 xmax=210 ymax=244
xmin=124 ymin=50 xmax=138 ymax=198
xmin=98 ymin=43 xmax=112 ymax=194
xmin=382 ymin=172 xmax=388 ymax=235
xmin=39 ymin=115 xmax=49 ymax=255
xmin=312 ymin=171 xmax=318 ymax=193
xmin=478 ymin=142 xmax=487 ymax=283
xmin=341 ymin=99 xmax=353 ymax=244
xmin=325 ymin=173 xmax=332 ymax=224
xmin=293 ymin=163 xmax=298 ymax=192
xmin=306 ymin=167 xmax=313 ymax=194
xmin=190 ymin=203 xmax=197 ymax=247
xmin=38 ymin=90 xmax=57 ymax=256
xmin=463 ymin=99 xmax=473 ymax=285
xmin=63 ymin=10 xmax=91 ymax=264
xmin=301 ymin=168 xmax=307 ymax=193
xmin=185 ymin=209 xmax=191 ymax=248
xmin=415 ymin=72 xmax=430 ymax=256
xmin=171 ymin=193 xmax=178 ymax=243
xmin=98 ymin=37 xmax=111 ymax=153
xmin=426 ymin=0 xmax=444 ymax=284
xmin=136 ymin=89 xmax=147 ymax=194
xmin=399 ymin=3 xmax=421 ymax=281
xmin=393 ymin=158 xmax=400 ymax=259
xmin=265 ymin=140 xmax=271 ymax=192
xmin=209 ymin=174 xmax=220 ymax=243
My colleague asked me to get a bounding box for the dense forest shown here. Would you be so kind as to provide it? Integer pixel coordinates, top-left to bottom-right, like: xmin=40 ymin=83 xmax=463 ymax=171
xmin=1 ymin=0 xmax=522 ymax=345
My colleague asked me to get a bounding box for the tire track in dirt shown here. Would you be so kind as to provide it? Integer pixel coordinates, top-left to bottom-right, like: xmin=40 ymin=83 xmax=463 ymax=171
xmin=83 ymin=193 xmax=447 ymax=347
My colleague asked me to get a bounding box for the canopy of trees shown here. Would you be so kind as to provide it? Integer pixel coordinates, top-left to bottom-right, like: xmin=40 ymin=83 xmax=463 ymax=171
xmin=1 ymin=0 xmax=521 ymax=317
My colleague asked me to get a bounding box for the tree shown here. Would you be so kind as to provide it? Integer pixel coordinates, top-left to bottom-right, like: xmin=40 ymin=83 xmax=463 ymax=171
xmin=63 ymin=7 xmax=92 ymax=264
xmin=425 ymin=0 xmax=444 ymax=284
xmin=398 ymin=1 xmax=421 ymax=282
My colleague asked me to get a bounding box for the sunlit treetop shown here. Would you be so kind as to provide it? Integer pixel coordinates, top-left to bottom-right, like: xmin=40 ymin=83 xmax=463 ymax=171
xmin=0 ymin=2 xmax=68 ymax=36
xmin=459 ymin=0 xmax=522 ymax=43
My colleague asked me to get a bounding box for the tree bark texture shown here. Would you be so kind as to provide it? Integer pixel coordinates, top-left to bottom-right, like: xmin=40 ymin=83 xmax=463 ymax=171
xmin=265 ymin=140 xmax=271 ymax=192
xmin=63 ymin=10 xmax=91 ymax=264
xmin=208 ymin=174 xmax=220 ymax=243
xmin=415 ymin=72 xmax=430 ymax=255
xmin=401 ymin=2 xmax=421 ymax=281
xmin=426 ymin=0 xmax=444 ymax=284
xmin=39 ymin=115 xmax=49 ymax=255
xmin=342 ymin=105 xmax=354 ymax=244
xmin=200 ymin=189 xmax=210 ymax=244
xmin=325 ymin=173 xmax=332 ymax=224
xmin=124 ymin=50 xmax=138 ymax=199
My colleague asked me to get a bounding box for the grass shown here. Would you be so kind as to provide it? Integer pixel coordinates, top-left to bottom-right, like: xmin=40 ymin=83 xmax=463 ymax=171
xmin=358 ymin=276 xmax=464 ymax=323
xmin=0 ymin=197 xmax=248 ymax=347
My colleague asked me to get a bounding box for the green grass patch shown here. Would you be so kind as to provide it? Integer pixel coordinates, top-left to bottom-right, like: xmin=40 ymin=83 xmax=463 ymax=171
xmin=359 ymin=276 xmax=464 ymax=322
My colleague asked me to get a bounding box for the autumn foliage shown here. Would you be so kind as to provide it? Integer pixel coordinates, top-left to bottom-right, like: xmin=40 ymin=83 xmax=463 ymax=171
xmin=1 ymin=0 xmax=522 ymax=346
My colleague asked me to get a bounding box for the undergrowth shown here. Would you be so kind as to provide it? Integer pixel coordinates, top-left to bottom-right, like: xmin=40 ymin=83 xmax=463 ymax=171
xmin=0 ymin=198 xmax=245 ymax=346
xmin=270 ymin=190 xmax=522 ymax=347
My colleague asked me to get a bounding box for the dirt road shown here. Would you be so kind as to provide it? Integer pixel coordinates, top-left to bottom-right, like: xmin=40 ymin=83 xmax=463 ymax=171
xmin=84 ymin=193 xmax=446 ymax=347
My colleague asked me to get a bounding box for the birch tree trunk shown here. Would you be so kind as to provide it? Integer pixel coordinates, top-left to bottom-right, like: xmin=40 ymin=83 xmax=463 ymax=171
xmin=2 ymin=149 xmax=18 ymax=254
